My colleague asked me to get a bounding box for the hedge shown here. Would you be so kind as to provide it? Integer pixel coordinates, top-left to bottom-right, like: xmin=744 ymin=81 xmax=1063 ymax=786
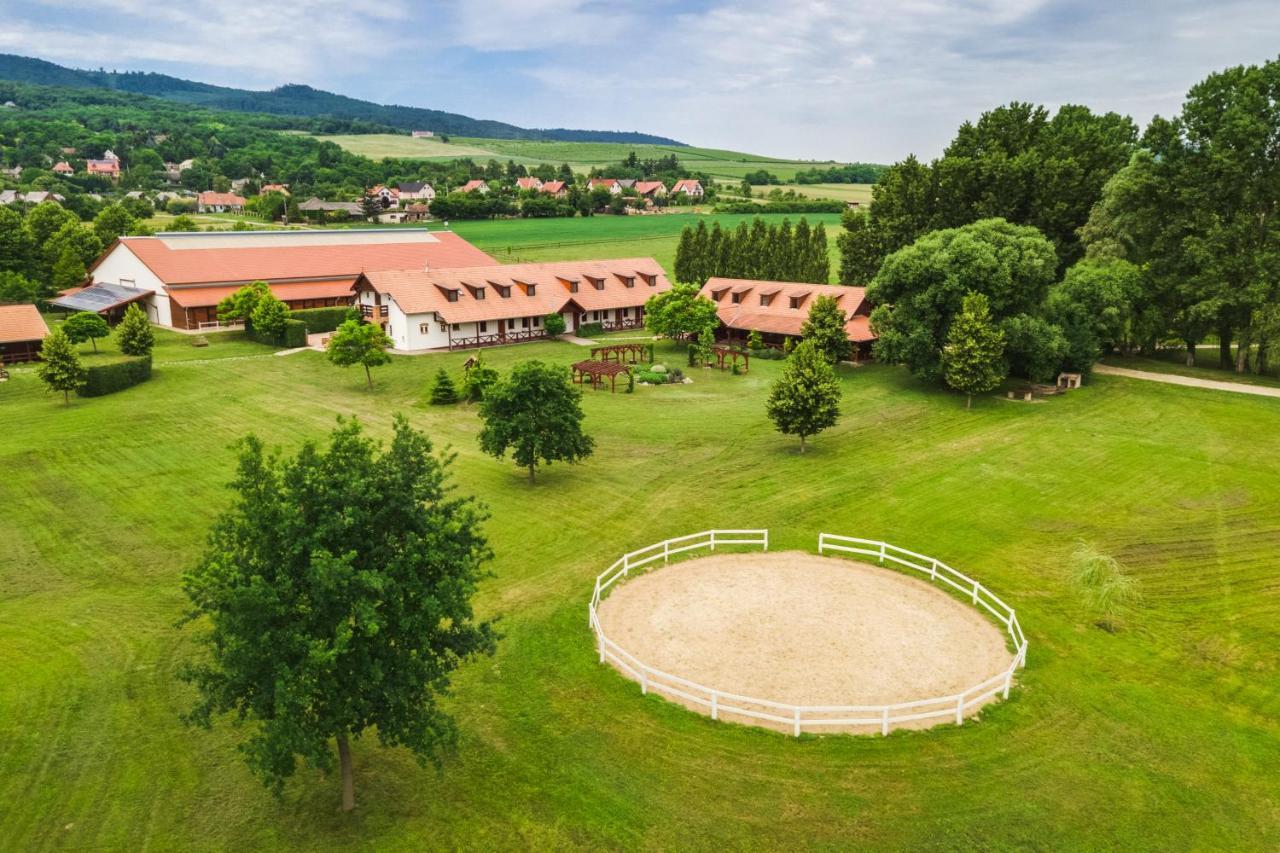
xmin=713 ymin=200 xmax=845 ymax=214
xmin=248 ymin=319 xmax=307 ymax=348
xmin=290 ymin=306 xmax=358 ymax=334
xmin=79 ymin=355 xmax=152 ymax=397
xmin=578 ymin=322 xmax=605 ymax=338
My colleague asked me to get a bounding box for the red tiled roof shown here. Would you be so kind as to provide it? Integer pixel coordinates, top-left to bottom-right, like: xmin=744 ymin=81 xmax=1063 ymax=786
xmin=459 ymin=180 xmax=487 ymax=192
xmin=360 ymin=258 xmax=670 ymax=323
xmin=634 ymin=181 xmax=665 ymax=195
xmin=0 ymin=304 xmax=50 ymax=344
xmin=541 ymin=181 xmax=566 ymax=193
xmin=169 ymin=280 xmax=357 ymax=308
xmin=104 ymin=231 xmax=497 ymax=286
xmin=87 ymin=160 xmax=119 ymax=174
xmin=198 ymin=192 xmax=246 ymax=206
xmin=588 ymin=178 xmax=618 ymax=188
xmin=515 ymin=177 xmax=542 ymax=189
xmin=699 ymin=277 xmax=874 ymax=342
xmin=672 ymin=179 xmax=702 ymax=192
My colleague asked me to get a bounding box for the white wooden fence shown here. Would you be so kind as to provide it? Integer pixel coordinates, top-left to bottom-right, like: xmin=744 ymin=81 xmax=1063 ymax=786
xmin=588 ymin=530 xmax=1028 ymax=737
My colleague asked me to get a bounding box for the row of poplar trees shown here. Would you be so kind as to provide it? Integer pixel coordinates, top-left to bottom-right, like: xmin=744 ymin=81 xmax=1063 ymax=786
xmin=673 ymin=216 xmax=829 ymax=285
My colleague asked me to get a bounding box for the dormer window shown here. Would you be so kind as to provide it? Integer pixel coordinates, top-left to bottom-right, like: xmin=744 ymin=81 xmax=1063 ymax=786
xmin=446 ymin=289 xmax=459 ymax=303
xmin=789 ymin=296 xmax=804 ymax=309
xmin=568 ymin=281 xmax=578 ymax=293
xmin=474 ymin=287 xmax=485 ymax=300
xmin=526 ymin=283 xmax=537 ymax=296
xmin=644 ymin=273 xmax=656 ymax=286
xmin=622 ymin=276 xmax=635 ymax=288
xmin=731 ymin=292 xmax=742 ymax=304
xmin=490 ymin=281 xmax=511 ymax=298
xmin=587 ymin=276 xmax=604 ymax=291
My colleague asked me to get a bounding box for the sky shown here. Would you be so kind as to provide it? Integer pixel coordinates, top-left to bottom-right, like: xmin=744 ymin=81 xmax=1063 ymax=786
xmin=1 ymin=0 xmax=1278 ymax=163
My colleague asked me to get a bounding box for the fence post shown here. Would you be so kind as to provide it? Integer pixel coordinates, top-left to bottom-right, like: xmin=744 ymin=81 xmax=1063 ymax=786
xmin=955 ymin=695 xmax=964 ymax=726
xmin=1003 ymin=668 xmax=1012 ymax=699
xmin=879 ymin=542 xmax=886 ymax=564
xmin=817 ymin=533 xmax=824 ymax=554
xmin=710 ymin=530 xmax=716 ymax=551
xmin=641 ymin=669 xmax=648 ymax=696
xmin=971 ymin=581 xmax=979 ymax=605
xmin=763 ymin=529 xmax=769 ymax=552
xmin=881 ymin=707 xmax=889 ymax=737
xmin=793 ymin=708 xmax=801 ymax=738
xmin=711 ymin=691 xmax=718 ymax=721
xmin=930 ymin=559 xmax=938 ymax=581
xmin=663 ymin=540 xmax=670 ymax=564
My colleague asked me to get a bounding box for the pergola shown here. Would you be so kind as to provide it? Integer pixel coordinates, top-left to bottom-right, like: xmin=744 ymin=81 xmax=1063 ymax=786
xmin=572 ymin=359 xmax=631 ymax=392
xmin=589 ymin=343 xmax=649 ymax=364
xmin=711 ymin=345 xmax=749 ymax=372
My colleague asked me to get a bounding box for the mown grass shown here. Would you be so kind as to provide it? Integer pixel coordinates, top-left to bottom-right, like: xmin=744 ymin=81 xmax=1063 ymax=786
xmin=2 ymin=336 xmax=1279 ymax=850
xmin=1101 ymin=349 xmax=1280 ymax=388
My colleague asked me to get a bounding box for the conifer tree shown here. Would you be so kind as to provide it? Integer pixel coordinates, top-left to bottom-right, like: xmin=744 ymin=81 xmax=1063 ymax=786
xmin=116 ymin=303 xmax=155 ymax=356
xmin=801 ymin=295 xmax=849 ymax=363
xmin=776 ymin=219 xmax=795 ymax=280
xmin=810 ymin=223 xmax=830 ymax=283
xmin=747 ymin=218 xmax=769 ymax=279
xmin=673 ymin=226 xmax=695 ymax=284
xmin=429 ymin=368 xmax=459 ymax=405
xmin=689 ymin=220 xmax=710 ymax=285
xmin=36 ymin=328 xmax=86 ymax=405
xmin=793 ymin=219 xmax=812 ymax=281
xmin=943 ymin=291 xmax=1007 ymax=408
xmin=765 ymin=339 xmax=842 ymax=452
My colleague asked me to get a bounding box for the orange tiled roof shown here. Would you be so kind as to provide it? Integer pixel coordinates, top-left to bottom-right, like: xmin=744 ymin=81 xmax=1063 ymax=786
xmin=104 ymin=231 xmax=497 ymax=287
xmin=169 ymin=279 xmax=358 ymax=308
xmin=198 ymin=191 xmax=246 ymax=206
xmin=360 ymin=258 xmax=670 ymax=323
xmin=672 ymin=179 xmax=702 ymax=192
xmin=0 ymin=304 xmax=50 ymax=344
xmin=515 ymin=177 xmax=542 ymax=189
xmin=699 ymin=277 xmax=874 ymax=342
xmin=459 ymin=180 xmax=488 ymax=192
xmin=541 ymin=180 xmax=566 ymax=193
xmin=634 ymin=181 xmax=665 ymax=194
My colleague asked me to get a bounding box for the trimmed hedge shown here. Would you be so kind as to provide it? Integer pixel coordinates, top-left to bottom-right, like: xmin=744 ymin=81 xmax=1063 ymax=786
xmin=248 ymin=319 xmax=307 ymax=348
xmin=79 ymin=355 xmax=152 ymax=397
xmin=579 ymin=322 xmax=605 ymax=338
xmin=290 ymin=306 xmax=358 ymax=334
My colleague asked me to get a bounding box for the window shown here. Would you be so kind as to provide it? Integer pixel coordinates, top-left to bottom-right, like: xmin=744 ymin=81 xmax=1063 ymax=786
xmin=532 ymin=316 xmax=541 ymax=327
xmin=621 ymin=307 xmax=630 ymax=319
xmin=446 ymin=290 xmax=459 ymax=303
xmin=419 ymin=322 xmax=430 ymax=334
xmin=760 ymin=294 xmax=772 ymax=306
xmin=731 ymin=292 xmax=742 ymax=304
xmin=496 ymin=285 xmax=511 ymax=298
xmin=569 ymin=281 xmax=578 ymax=293
xmin=473 ymin=288 xmax=486 ymax=300
xmin=790 ymin=296 xmax=803 ymax=309
xmin=592 ymin=277 xmax=605 ymax=291
xmin=479 ymin=321 xmax=488 ymax=333
xmin=521 ymin=317 xmax=529 ymax=329
xmin=527 ymin=284 xmax=537 ymax=296
xmin=622 ymin=276 xmax=635 ymax=288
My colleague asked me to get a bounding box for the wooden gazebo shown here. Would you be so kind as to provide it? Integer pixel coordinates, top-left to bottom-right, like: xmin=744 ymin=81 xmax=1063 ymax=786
xmin=589 ymin=343 xmax=649 ymax=364
xmin=711 ymin=345 xmax=749 ymax=372
xmin=572 ymin=360 xmax=631 ymax=392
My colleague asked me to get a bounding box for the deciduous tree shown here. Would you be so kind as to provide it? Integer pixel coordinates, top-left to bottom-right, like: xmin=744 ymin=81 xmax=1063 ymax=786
xmin=801 ymin=295 xmax=848 ymax=363
xmin=943 ymin=291 xmax=1006 ymax=408
xmin=326 ymin=319 xmax=392 ymax=389
xmin=643 ymin=284 xmax=719 ymax=340
xmin=36 ymin=327 xmax=86 ymax=404
xmin=180 ymin=416 xmax=495 ymax=812
xmin=765 ymin=339 xmax=841 ymax=452
xmin=62 ymin=311 xmax=110 ymax=352
xmin=478 ymin=360 xmax=594 ymax=482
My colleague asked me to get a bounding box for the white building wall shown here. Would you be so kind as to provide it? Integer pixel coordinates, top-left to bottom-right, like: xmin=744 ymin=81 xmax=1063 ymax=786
xmin=89 ymin=244 xmax=172 ymax=326
xmin=388 ymin=300 xmax=451 ymax=351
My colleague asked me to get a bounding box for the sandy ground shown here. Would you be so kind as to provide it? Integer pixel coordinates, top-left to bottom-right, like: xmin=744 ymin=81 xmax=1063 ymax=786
xmin=1094 ymin=364 xmax=1280 ymax=398
xmin=596 ymin=551 xmax=1015 ymax=734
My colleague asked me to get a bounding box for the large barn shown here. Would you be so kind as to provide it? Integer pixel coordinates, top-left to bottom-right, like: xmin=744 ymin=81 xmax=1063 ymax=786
xmin=71 ymin=229 xmax=496 ymax=330
xmin=698 ymin=277 xmax=877 ymax=359
xmin=355 ymin=258 xmax=671 ymax=351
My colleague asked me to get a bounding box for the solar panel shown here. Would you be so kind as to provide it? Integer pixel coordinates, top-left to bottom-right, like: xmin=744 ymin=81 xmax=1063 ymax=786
xmin=50 ymin=283 xmax=152 ymax=313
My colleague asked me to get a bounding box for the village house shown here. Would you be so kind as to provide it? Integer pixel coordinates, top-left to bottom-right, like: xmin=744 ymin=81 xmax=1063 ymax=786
xmin=396 ymin=182 xmax=435 ymax=202
xmin=260 ymin=183 xmax=289 ymax=196
xmin=86 ymin=157 xmax=120 ymax=180
xmin=411 ymin=130 xmax=435 ymax=138
xmin=376 ymin=204 xmax=430 ymax=224
xmin=634 ymin=181 xmax=667 ymax=198
xmin=698 ymin=277 xmax=877 ymax=359
xmin=459 ymin=179 xmax=490 ymax=194
xmin=298 ymin=197 xmax=363 ymax=218
xmin=671 ymin=179 xmax=704 ymax=198
xmin=367 ymin=185 xmax=399 ymax=207
xmin=0 ymin=190 xmax=65 ymax=206
xmin=67 ymin=229 xmax=497 ymax=330
xmin=0 ymin=303 xmax=50 ymax=364
xmin=197 ymin=191 xmax=246 ymax=213
xmin=52 ymin=161 xmax=74 ymax=176
xmin=354 ymin=257 xmax=671 ymax=352
xmin=540 ymin=180 xmax=567 ymax=197
xmin=588 ymin=178 xmax=622 ymax=194
xmin=515 ymin=177 xmax=543 ymax=191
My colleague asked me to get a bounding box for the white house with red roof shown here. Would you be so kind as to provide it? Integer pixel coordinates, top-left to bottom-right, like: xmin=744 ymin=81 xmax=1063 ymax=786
xmin=459 ymin=179 xmax=490 ymax=194
xmin=354 ymin=258 xmax=671 ymax=351
xmin=52 ymin=161 xmax=74 ymax=176
xmin=671 ymin=179 xmax=704 ymax=198
xmin=515 ymin=177 xmax=543 ymax=191
xmin=698 ymin=277 xmax=877 ymax=358
xmin=81 ymin=229 xmax=497 ymax=330
xmin=197 ymin=191 xmax=246 ymax=213
xmin=86 ymin=158 xmax=121 ymax=180
xmin=588 ymin=178 xmax=622 ymax=194
xmin=540 ymin=180 xmax=567 ymax=197
xmin=634 ymin=181 xmax=667 ymax=198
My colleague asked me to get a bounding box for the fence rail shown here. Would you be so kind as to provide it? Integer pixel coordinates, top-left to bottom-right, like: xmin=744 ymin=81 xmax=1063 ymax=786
xmin=588 ymin=530 xmax=1027 ymax=737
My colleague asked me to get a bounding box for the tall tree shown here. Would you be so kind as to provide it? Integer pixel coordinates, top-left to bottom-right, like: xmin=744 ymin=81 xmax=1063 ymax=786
xmin=180 ymin=416 xmax=495 ymax=812
xmin=36 ymin=328 xmax=86 ymax=405
xmin=326 ymin=319 xmax=392 ymax=389
xmin=765 ymin=339 xmax=842 ymax=452
xmin=943 ymin=292 xmax=1006 ymax=408
xmin=478 ymin=360 xmax=594 ymax=483
xmin=643 ymin=284 xmax=719 ymax=340
xmin=0 ymin=207 xmax=33 ymax=276
xmin=673 ymin=226 xmax=696 ymax=284
xmin=801 ymin=294 xmax=849 ymax=364
xmin=116 ymin=303 xmax=154 ymax=356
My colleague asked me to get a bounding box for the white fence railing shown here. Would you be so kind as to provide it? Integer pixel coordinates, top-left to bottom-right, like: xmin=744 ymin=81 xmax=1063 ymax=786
xmin=588 ymin=531 xmax=1027 ymax=737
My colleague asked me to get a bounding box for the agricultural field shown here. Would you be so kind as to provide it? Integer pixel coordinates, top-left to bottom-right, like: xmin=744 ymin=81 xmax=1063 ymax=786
xmin=2 ymin=328 xmax=1279 ymax=849
xmin=762 ymin=183 xmax=876 ymax=205
xmin=310 ymin=133 xmax=857 ymax=181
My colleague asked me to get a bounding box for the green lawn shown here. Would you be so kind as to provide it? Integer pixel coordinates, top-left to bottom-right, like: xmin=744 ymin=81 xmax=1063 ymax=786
xmin=310 ymin=134 xmax=858 ymax=181
xmin=762 ymin=183 xmax=875 ymax=205
xmin=452 ymin=212 xmax=844 ymax=282
xmin=2 ymin=334 xmax=1278 ymax=849
xmin=1101 ymin=348 xmax=1280 ymax=388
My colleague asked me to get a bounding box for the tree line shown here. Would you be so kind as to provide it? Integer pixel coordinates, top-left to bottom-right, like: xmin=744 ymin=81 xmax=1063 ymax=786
xmin=674 ymin=217 xmax=830 ymax=285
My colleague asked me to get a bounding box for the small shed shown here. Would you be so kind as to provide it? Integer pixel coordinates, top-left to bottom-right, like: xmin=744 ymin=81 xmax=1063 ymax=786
xmin=0 ymin=304 xmax=50 ymax=364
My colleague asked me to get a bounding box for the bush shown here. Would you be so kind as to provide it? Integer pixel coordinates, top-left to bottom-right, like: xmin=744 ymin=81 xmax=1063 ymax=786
xmin=544 ymin=313 xmax=567 ymax=336
xmin=578 ymin=322 xmax=605 ymax=338
xmin=290 ymin=306 xmax=358 ymax=334
xmin=463 ymin=361 xmax=500 ymax=402
xmin=687 ymin=343 xmax=697 ymax=366
xmin=248 ymin=318 xmax=306 ymax=348
xmin=79 ymin=355 xmax=151 ymax=397
xmin=1070 ymin=542 xmax=1141 ymax=632
xmin=752 ymin=347 xmax=786 ymax=360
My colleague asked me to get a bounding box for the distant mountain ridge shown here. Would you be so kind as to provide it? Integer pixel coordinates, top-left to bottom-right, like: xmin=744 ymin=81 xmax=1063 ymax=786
xmin=0 ymin=53 xmax=686 ymax=146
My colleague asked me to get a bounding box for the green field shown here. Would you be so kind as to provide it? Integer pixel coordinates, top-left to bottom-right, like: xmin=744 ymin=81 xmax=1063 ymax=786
xmin=3 ymin=319 xmax=1279 ymax=849
xmin=765 ymin=183 xmax=875 ymax=205
xmin=451 ymin=212 xmax=844 ymax=280
xmin=310 ymin=133 xmax=854 ymax=181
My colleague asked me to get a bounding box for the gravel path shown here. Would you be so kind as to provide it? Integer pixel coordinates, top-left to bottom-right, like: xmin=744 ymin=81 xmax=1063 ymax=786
xmin=1094 ymin=364 xmax=1280 ymax=399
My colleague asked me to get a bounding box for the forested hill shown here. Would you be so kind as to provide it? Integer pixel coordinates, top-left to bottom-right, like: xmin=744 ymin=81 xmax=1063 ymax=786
xmin=0 ymin=53 xmax=685 ymax=146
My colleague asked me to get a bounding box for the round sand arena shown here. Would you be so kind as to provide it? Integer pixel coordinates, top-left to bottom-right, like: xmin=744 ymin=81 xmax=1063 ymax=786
xmin=595 ymin=551 xmax=1015 ymax=734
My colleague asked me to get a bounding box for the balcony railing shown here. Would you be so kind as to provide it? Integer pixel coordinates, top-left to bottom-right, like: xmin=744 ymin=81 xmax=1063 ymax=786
xmin=448 ymin=328 xmax=549 ymax=351
xmin=360 ymin=304 xmax=389 ymax=320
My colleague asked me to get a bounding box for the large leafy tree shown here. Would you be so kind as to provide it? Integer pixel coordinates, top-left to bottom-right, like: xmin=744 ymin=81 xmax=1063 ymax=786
xmin=0 ymin=207 xmax=35 ymax=276
xmin=92 ymin=203 xmax=137 ymax=245
xmin=326 ymin=319 xmax=392 ymax=389
xmin=867 ymin=218 xmax=1057 ymax=382
xmin=643 ymin=284 xmax=719 ymax=340
xmin=478 ymin=360 xmax=594 ymax=482
xmin=216 ymin=280 xmax=272 ymax=326
xmin=1047 ymin=257 xmax=1145 ymax=369
xmin=181 ymin=416 xmax=496 ymax=812
xmin=800 ymin=295 xmax=848 ymax=363
xmin=36 ymin=328 xmax=86 ymax=404
xmin=944 ymin=291 xmax=1007 ymax=408
xmin=765 ymin=339 xmax=842 ymax=452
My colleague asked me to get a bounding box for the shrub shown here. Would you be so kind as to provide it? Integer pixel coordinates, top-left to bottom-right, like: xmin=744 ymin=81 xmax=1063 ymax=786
xmin=79 ymin=355 xmax=151 ymax=397
xmin=429 ymin=368 xmax=459 ymax=405
xmin=251 ymin=296 xmax=289 ymax=341
xmin=463 ymin=360 xmax=500 ymax=402
xmin=290 ymin=306 xmax=359 ymax=334
xmin=1070 ymin=542 xmax=1141 ymax=632
xmin=747 ymin=330 xmax=764 ymax=350
xmin=116 ymin=303 xmax=154 ymax=356
xmin=687 ymin=343 xmax=697 ymax=366
xmin=544 ymin=313 xmax=567 ymax=336
xmin=752 ymin=347 xmax=785 ymax=361
xmin=578 ymin=322 xmax=605 ymax=338
xmin=650 ymin=363 xmax=667 ymax=374
xmin=248 ymin=318 xmax=306 ymax=348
